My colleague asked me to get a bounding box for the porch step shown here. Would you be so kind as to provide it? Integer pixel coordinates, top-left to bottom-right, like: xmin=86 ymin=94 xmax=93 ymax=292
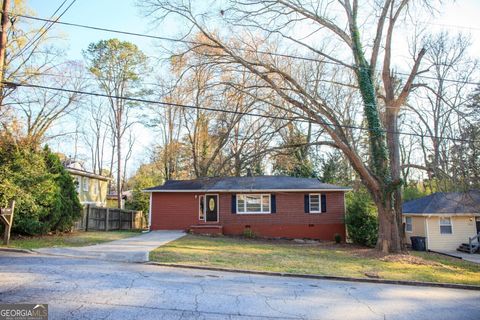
xmin=457 ymin=243 xmax=479 ymax=254
xmin=189 ymin=224 xmax=223 ymax=235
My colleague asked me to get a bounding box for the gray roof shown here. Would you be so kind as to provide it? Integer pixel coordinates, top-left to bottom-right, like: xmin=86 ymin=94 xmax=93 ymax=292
xmin=403 ymin=190 xmax=480 ymax=214
xmin=144 ymin=176 xmax=351 ymax=192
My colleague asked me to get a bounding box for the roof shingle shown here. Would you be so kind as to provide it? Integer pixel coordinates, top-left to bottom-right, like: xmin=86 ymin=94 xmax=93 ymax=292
xmin=144 ymin=176 xmax=350 ymax=192
xmin=403 ymin=190 xmax=480 ymax=214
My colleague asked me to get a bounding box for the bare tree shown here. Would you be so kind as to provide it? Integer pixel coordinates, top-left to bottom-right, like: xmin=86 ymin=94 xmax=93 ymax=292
xmin=11 ymin=61 xmax=86 ymax=146
xmin=84 ymin=39 xmax=147 ymax=208
xmin=405 ymin=32 xmax=478 ymax=188
xmin=82 ymin=100 xmax=110 ymax=174
xmin=122 ymin=129 xmax=136 ymax=188
xmin=1 ymin=1 xmax=67 ymax=127
xmin=141 ymin=0 xmax=437 ymax=252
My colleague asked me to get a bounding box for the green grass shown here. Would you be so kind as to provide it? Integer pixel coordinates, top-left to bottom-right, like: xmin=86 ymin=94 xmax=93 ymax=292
xmin=1 ymin=231 xmax=141 ymax=250
xmin=150 ymin=234 xmax=480 ymax=286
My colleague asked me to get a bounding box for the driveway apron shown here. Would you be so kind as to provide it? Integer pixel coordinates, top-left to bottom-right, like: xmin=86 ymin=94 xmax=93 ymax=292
xmin=34 ymin=230 xmax=185 ymax=262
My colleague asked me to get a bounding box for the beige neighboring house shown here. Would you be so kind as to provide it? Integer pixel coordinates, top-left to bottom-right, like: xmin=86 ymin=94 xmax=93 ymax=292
xmin=106 ymin=192 xmax=128 ymax=209
xmin=402 ymin=191 xmax=480 ymax=253
xmin=63 ymin=160 xmax=110 ymax=207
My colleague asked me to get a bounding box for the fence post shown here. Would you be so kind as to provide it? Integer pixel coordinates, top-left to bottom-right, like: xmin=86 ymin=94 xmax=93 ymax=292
xmin=81 ymin=206 xmax=86 ymax=230
xmin=85 ymin=204 xmax=90 ymax=231
xmin=105 ymin=208 xmax=110 ymax=231
xmin=1 ymin=200 xmax=15 ymax=245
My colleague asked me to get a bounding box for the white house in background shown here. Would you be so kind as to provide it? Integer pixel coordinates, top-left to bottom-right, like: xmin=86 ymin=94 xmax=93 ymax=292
xmin=402 ymin=191 xmax=480 ymax=253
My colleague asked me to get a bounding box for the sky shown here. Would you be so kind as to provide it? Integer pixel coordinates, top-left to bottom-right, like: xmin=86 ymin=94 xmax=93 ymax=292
xmin=25 ymin=0 xmax=480 ymax=176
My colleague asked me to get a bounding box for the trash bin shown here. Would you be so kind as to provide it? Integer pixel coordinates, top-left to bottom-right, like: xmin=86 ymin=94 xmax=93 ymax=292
xmin=410 ymin=236 xmax=426 ymax=251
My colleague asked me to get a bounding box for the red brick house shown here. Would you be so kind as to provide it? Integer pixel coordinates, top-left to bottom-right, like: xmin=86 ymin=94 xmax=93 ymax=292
xmin=144 ymin=176 xmax=351 ymax=240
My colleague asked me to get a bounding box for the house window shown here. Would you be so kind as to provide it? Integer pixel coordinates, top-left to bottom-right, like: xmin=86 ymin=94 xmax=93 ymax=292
xmin=199 ymin=195 xmax=205 ymax=220
xmin=237 ymin=194 xmax=270 ymax=214
xmin=83 ymin=177 xmax=89 ymax=192
xmin=76 ymin=177 xmax=81 ymax=192
xmin=440 ymin=217 xmax=452 ymax=234
xmin=309 ymin=194 xmax=321 ymax=213
xmin=405 ymin=217 xmax=413 ymax=233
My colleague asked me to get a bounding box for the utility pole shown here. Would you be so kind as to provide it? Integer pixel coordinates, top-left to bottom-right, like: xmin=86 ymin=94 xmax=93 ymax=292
xmin=0 ymin=0 xmax=10 ymax=90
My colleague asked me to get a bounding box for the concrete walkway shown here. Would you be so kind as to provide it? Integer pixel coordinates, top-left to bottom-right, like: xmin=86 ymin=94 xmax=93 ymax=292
xmin=437 ymin=250 xmax=480 ymax=264
xmin=34 ymin=230 xmax=185 ymax=262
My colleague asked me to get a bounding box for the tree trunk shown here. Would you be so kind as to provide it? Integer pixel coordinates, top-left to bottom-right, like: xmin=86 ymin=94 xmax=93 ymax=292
xmin=116 ymin=129 xmax=122 ymax=209
xmin=376 ymin=198 xmax=402 ymax=253
xmin=385 ymin=109 xmax=406 ymax=251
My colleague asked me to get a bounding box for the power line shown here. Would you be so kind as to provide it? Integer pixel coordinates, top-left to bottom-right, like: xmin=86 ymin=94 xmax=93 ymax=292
xmin=5 ymin=80 xmax=480 ymax=144
xmin=16 ymin=0 xmax=77 ymax=57
xmin=418 ymin=21 xmax=480 ymax=32
xmin=9 ymin=70 xmax=163 ymax=88
xmin=7 ymin=70 xmax=477 ymax=112
xmin=8 ymin=12 xmax=480 ymax=87
xmin=18 ymin=0 xmax=69 ymax=54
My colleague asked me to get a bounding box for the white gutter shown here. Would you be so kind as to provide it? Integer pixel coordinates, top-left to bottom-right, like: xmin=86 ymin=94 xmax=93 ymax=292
xmin=403 ymin=212 xmax=480 ymax=217
xmin=142 ymin=188 xmax=352 ymax=193
xmin=425 ymin=216 xmax=430 ymax=250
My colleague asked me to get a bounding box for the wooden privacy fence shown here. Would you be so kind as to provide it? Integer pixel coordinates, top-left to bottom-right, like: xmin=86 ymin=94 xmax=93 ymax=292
xmin=73 ymin=205 xmax=146 ymax=231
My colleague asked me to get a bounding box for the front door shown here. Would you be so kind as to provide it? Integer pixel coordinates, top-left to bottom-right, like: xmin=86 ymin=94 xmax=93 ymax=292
xmin=476 ymin=217 xmax=480 ymax=234
xmin=205 ymin=195 xmax=218 ymax=222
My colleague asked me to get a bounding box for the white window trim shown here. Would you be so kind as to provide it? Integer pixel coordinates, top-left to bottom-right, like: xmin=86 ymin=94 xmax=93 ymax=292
xmin=309 ymin=194 xmax=322 ymax=213
xmin=199 ymin=195 xmax=206 ymax=221
xmin=148 ymin=193 xmax=152 ymax=230
xmin=236 ymin=194 xmax=271 ymax=214
xmin=405 ymin=217 xmax=413 ymax=233
xmin=439 ymin=216 xmax=453 ymax=235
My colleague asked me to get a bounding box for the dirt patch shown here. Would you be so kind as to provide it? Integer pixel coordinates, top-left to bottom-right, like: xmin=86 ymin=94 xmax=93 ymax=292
xmin=11 ymin=232 xmax=74 ymax=240
xmin=380 ymin=254 xmax=441 ymax=266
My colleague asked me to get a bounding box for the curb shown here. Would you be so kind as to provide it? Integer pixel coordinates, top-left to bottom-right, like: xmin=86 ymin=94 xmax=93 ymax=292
xmin=0 ymin=247 xmax=35 ymax=254
xmin=146 ymin=262 xmax=480 ymax=291
xmin=30 ymin=249 xmax=148 ymax=264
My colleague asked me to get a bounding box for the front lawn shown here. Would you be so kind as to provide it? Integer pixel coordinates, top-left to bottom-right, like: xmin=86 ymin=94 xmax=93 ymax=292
xmin=150 ymin=234 xmax=480 ymax=286
xmin=1 ymin=231 xmax=141 ymax=250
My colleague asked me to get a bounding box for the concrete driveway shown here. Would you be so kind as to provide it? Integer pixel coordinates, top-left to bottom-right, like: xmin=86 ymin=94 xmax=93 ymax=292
xmin=34 ymin=230 xmax=185 ymax=262
xmin=436 ymin=251 xmax=480 ymax=264
xmin=0 ymin=252 xmax=479 ymax=320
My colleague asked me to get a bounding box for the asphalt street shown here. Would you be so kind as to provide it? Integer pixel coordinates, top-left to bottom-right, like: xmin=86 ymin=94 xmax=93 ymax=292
xmin=0 ymin=252 xmax=479 ymax=320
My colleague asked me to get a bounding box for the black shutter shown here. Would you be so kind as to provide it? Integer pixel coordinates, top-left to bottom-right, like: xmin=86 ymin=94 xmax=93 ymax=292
xmin=304 ymin=194 xmax=310 ymax=213
xmin=271 ymin=194 xmax=276 ymax=213
xmin=231 ymin=194 xmax=237 ymax=214
xmin=321 ymin=194 xmax=327 ymax=213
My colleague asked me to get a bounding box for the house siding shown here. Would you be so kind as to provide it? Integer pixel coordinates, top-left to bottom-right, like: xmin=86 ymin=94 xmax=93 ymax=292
xmin=403 ymin=216 xmax=426 ymax=245
xmin=150 ymin=191 xmax=346 ymax=240
xmin=426 ymin=216 xmax=477 ymax=251
xmin=72 ymin=175 xmax=109 ymax=207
